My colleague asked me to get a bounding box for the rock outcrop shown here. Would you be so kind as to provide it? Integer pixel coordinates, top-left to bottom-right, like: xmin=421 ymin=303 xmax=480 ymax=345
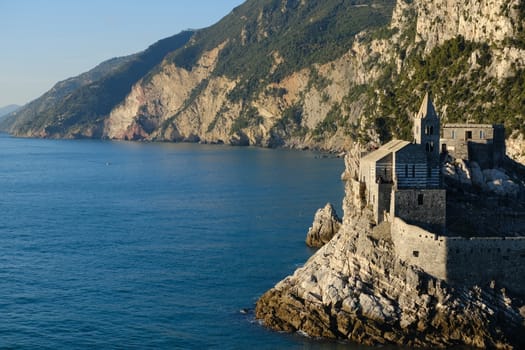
xmin=507 ymin=133 xmax=525 ymax=166
xmin=442 ymin=157 xmax=523 ymax=198
xmin=305 ymin=203 xmax=342 ymax=248
xmin=255 ymin=154 xmax=525 ymax=348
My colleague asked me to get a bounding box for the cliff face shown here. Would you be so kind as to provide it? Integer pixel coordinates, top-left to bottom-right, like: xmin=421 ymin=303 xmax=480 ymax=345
xmin=414 ymin=0 xmax=518 ymax=49
xmin=2 ymin=0 xmax=525 ymax=160
xmin=100 ymin=0 xmax=525 ymax=156
xmin=104 ymin=43 xmax=231 ymax=141
xmin=101 ymin=45 xmax=375 ymax=148
xmin=255 ymin=153 xmax=525 ymax=348
xmin=92 ymin=0 xmax=525 ymax=157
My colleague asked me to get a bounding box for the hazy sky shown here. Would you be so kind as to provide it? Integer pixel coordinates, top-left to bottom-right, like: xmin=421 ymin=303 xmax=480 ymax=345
xmin=0 ymin=0 xmax=245 ymax=107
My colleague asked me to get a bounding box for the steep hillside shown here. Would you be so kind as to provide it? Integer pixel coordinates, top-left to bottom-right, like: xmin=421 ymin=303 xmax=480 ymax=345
xmin=0 ymin=55 xmax=136 ymax=133
xmin=99 ymin=0 xmax=397 ymax=146
xmin=3 ymin=0 xmax=525 ymax=162
xmin=0 ymin=31 xmax=194 ymax=137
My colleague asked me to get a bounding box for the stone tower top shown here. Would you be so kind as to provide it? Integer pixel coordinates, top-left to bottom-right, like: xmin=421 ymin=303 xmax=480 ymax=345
xmin=413 ymin=92 xmax=440 ymax=166
xmin=415 ymin=91 xmax=438 ymax=120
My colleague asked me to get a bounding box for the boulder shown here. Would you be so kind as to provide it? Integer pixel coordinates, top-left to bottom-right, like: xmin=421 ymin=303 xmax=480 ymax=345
xmin=483 ymin=168 xmax=519 ymax=196
xmin=469 ymin=161 xmax=486 ymax=189
xmin=486 ymin=179 xmax=520 ymax=197
xmin=455 ymin=159 xmax=472 ymax=185
xmin=305 ymin=203 xmax=342 ymax=248
xmin=483 ymin=168 xmax=509 ymax=182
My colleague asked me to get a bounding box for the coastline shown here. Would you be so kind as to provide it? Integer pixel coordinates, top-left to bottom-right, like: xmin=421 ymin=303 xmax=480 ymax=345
xmin=255 ymin=153 xmax=525 ymax=348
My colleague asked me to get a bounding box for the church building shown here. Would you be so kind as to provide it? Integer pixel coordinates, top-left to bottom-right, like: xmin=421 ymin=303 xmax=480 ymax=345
xmin=358 ymin=93 xmax=446 ymax=232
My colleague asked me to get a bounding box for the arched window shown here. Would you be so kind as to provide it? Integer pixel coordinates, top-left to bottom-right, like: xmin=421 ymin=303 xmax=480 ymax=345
xmin=429 ymin=125 xmax=434 ymax=135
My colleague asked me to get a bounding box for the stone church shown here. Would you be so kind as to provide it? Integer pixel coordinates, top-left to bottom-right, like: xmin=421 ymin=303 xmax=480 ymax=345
xmin=358 ymin=92 xmax=445 ymax=232
xmin=355 ymin=93 xmax=525 ymax=295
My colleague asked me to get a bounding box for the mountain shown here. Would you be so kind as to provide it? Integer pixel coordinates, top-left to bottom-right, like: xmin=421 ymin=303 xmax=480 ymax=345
xmin=0 ymin=56 xmax=135 ymax=131
xmin=0 ymin=30 xmax=194 ymax=138
xmin=0 ymin=104 xmax=20 ymax=118
xmin=2 ymin=0 xmax=525 ymax=161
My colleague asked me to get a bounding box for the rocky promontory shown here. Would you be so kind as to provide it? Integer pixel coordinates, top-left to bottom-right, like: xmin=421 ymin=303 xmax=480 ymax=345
xmin=305 ymin=203 xmax=342 ymax=248
xmin=255 ymin=154 xmax=525 ymax=348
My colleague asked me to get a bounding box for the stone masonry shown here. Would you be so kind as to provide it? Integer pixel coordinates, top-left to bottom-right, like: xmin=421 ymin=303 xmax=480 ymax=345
xmin=357 ymin=93 xmax=525 ymax=295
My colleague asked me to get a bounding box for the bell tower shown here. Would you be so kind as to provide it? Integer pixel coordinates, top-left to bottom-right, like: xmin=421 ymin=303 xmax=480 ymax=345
xmin=414 ymin=92 xmax=440 ymax=166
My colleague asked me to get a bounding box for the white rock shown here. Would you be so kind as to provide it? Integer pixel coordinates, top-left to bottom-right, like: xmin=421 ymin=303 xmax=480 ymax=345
xmin=342 ymin=297 xmax=358 ymax=313
xmin=359 ymin=293 xmax=385 ymax=323
xmin=455 ymin=159 xmax=472 ymax=185
xmin=305 ymin=203 xmax=342 ymax=248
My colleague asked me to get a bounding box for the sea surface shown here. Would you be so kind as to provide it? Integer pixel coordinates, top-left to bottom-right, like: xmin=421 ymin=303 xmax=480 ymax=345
xmin=0 ymin=134 xmax=387 ymax=349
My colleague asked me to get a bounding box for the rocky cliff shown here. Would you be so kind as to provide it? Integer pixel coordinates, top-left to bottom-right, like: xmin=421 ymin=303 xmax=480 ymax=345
xmin=2 ymin=0 xmax=525 ymax=160
xmin=255 ymin=153 xmax=525 ymax=348
xmin=305 ymin=203 xmax=342 ymax=248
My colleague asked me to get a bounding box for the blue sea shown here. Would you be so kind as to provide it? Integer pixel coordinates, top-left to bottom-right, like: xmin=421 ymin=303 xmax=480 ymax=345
xmin=0 ymin=134 xmax=385 ymax=349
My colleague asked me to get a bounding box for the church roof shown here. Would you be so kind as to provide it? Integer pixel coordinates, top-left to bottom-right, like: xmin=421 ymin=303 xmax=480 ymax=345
xmin=416 ymin=92 xmax=438 ymax=119
xmin=360 ymin=139 xmax=410 ymax=164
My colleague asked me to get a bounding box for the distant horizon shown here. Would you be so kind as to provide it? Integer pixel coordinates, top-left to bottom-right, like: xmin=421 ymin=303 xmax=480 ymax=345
xmin=0 ymin=0 xmax=244 ymax=107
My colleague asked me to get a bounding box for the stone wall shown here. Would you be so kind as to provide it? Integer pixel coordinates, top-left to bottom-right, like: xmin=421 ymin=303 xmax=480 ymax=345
xmin=391 ymin=218 xmax=448 ymax=280
xmin=391 ymin=189 xmax=446 ymax=230
xmin=377 ymin=183 xmax=393 ymax=224
xmin=391 ymin=217 xmax=525 ymax=296
xmin=446 ymin=237 xmax=525 ymax=294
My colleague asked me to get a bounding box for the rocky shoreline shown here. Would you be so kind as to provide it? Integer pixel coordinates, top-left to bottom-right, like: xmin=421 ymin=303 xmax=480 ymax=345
xmin=255 ymin=155 xmax=525 ymax=349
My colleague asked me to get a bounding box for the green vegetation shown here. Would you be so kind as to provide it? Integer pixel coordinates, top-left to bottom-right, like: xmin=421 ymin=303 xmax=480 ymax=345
xmin=231 ymin=105 xmax=264 ymax=134
xmin=171 ymin=0 xmax=396 ymax=103
xmin=507 ymin=1 xmax=525 ymax=48
xmin=307 ymin=68 xmax=332 ymax=92
xmin=5 ymin=0 xmax=525 ymax=148
xmin=365 ymin=35 xmax=524 ymax=143
xmin=313 ymin=103 xmax=347 ymax=140
xmin=272 ymin=104 xmax=306 ymax=137
xmin=207 ymin=105 xmax=230 ymax=133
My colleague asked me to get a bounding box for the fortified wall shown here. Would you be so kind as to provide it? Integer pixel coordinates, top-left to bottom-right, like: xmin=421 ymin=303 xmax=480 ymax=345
xmin=391 ymin=217 xmax=525 ymax=295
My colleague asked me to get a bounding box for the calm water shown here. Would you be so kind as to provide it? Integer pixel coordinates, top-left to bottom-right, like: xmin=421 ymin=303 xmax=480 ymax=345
xmin=0 ymin=134 xmax=382 ymax=349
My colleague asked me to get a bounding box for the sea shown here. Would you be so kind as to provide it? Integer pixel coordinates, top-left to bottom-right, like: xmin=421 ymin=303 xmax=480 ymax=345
xmin=0 ymin=133 xmax=392 ymax=349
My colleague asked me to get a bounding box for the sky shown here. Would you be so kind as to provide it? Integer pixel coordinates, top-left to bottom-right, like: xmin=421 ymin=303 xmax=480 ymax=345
xmin=0 ymin=0 xmax=245 ymax=107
